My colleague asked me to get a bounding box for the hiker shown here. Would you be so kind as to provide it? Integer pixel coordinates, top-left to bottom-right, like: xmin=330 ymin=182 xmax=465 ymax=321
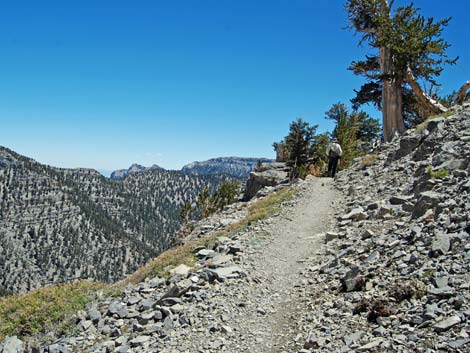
xmin=326 ymin=138 xmax=343 ymax=177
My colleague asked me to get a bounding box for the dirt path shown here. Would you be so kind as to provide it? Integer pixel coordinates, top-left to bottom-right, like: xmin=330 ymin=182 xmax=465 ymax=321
xmin=171 ymin=177 xmax=339 ymax=353
xmin=226 ymin=177 xmax=338 ymax=352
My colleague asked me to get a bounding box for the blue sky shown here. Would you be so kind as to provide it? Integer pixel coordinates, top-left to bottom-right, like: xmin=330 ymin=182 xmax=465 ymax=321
xmin=1 ymin=0 xmax=468 ymax=172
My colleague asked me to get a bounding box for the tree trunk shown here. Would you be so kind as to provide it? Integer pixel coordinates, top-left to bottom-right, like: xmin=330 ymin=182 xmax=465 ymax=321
xmin=379 ymin=0 xmax=405 ymax=142
xmin=380 ymin=47 xmax=405 ymax=142
xmin=454 ymin=81 xmax=470 ymax=105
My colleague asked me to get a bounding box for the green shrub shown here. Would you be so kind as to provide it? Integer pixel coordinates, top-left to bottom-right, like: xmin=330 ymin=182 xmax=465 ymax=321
xmin=426 ymin=166 xmax=449 ymax=179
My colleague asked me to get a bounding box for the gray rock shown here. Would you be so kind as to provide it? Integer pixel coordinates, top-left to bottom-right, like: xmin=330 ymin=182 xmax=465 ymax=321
xmin=412 ymin=191 xmax=442 ymax=219
xmin=357 ymin=338 xmax=385 ymax=351
xmin=344 ymin=331 xmax=365 ymax=346
xmin=47 ymin=344 xmax=71 ymax=353
xmin=431 ymin=231 xmax=451 ymax=256
xmin=243 ymin=162 xmax=289 ymax=200
xmin=80 ymin=320 xmax=93 ymax=331
xmin=433 ymin=315 xmax=461 ymax=332
xmin=170 ymin=264 xmax=192 ymax=277
xmin=340 ymin=207 xmax=368 ymax=221
xmin=116 ymin=345 xmax=130 ymax=353
xmin=0 ymin=336 xmax=24 ymax=353
xmin=447 ymin=339 xmax=470 ymax=350
xmin=87 ymin=307 xmax=101 ymax=324
xmin=126 ymin=296 xmax=141 ymax=306
xmin=426 ymin=116 xmax=447 ymax=132
xmin=138 ymin=311 xmax=156 ymax=325
xmin=196 ymin=249 xmax=216 ymax=258
xmin=209 ymin=254 xmax=233 ymax=267
xmin=304 ymin=332 xmax=319 ymax=349
xmin=389 ymin=195 xmax=412 ymax=205
xmin=325 ymin=232 xmax=340 ymax=243
xmin=139 ymin=298 xmax=155 ymax=311
xmin=209 ymin=265 xmax=244 ymax=281
xmin=341 ymin=267 xmax=364 ymax=292
xmin=129 ymin=336 xmax=151 ymax=347
xmin=394 ymin=134 xmax=422 ymax=160
xmin=108 ymin=301 xmax=128 ymax=318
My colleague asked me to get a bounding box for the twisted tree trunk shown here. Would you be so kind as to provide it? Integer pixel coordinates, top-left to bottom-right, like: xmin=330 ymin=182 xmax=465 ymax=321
xmin=380 ymin=47 xmax=405 ymax=142
xmin=379 ymin=0 xmax=405 ymax=142
xmin=454 ymin=81 xmax=470 ymax=105
xmin=406 ymin=68 xmax=449 ymax=115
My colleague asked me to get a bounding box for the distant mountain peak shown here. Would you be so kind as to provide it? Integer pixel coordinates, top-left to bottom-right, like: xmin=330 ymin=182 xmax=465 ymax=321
xmin=182 ymin=157 xmax=273 ymax=179
xmin=110 ymin=163 xmax=164 ymax=180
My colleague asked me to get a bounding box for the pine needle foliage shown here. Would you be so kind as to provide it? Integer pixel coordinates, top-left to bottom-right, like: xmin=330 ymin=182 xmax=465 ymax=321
xmin=346 ymin=0 xmax=457 ymax=129
xmin=325 ymin=103 xmax=360 ymax=168
xmin=284 ymin=118 xmax=318 ymax=178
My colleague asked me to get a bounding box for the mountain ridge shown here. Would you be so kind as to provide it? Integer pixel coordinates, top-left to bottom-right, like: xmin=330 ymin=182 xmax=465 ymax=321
xmin=109 ymin=163 xmax=165 ymax=180
xmin=0 ymin=146 xmax=235 ymax=295
xmin=181 ymin=156 xmax=274 ymax=178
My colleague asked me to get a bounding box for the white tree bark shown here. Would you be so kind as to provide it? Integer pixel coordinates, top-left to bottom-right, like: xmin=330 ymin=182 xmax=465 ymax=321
xmin=405 ymin=68 xmax=448 ymax=114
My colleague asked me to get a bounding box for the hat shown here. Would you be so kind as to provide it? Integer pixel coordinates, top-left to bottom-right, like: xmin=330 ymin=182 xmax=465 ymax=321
xmin=333 ymin=138 xmax=338 ymax=143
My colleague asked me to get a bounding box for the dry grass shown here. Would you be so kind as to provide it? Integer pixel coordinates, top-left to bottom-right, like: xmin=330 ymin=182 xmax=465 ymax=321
xmin=0 ymin=281 xmax=105 ymax=341
xmin=308 ymin=164 xmax=324 ymax=177
xmin=416 ymin=109 xmax=455 ymax=133
xmin=360 ymin=154 xmax=378 ymax=168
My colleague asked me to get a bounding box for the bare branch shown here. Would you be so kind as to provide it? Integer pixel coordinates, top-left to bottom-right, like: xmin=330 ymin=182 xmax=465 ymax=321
xmin=405 ymin=67 xmax=448 ymax=115
xmin=454 ymin=81 xmax=470 ymax=105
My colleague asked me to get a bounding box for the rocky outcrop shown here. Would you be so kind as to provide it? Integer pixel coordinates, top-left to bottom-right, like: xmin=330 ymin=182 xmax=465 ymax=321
xmin=182 ymin=157 xmax=273 ymax=179
xmin=243 ymin=162 xmax=290 ymax=200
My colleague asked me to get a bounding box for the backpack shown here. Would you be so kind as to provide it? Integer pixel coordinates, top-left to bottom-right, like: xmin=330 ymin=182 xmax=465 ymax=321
xmin=329 ymin=143 xmax=341 ymax=158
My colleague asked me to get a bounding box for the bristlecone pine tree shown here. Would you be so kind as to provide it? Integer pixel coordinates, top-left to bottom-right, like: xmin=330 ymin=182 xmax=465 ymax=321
xmin=346 ymin=0 xmax=457 ymax=141
xmin=284 ymin=118 xmax=318 ymax=179
xmin=325 ymin=103 xmax=360 ymax=168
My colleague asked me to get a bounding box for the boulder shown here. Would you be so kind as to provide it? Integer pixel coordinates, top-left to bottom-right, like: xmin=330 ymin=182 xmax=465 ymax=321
xmin=243 ymin=162 xmax=289 ymax=200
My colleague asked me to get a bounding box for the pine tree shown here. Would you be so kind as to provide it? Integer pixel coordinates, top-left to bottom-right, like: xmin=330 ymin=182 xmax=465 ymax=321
xmin=353 ymin=111 xmax=381 ymax=142
xmin=346 ymin=0 xmax=457 ymax=141
xmin=284 ymin=118 xmax=317 ymax=178
xmin=310 ymin=133 xmax=331 ymax=174
xmin=325 ymin=103 xmax=360 ymax=168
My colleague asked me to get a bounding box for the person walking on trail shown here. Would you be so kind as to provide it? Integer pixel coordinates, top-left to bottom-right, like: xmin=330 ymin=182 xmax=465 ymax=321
xmin=326 ymin=138 xmax=343 ymax=177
